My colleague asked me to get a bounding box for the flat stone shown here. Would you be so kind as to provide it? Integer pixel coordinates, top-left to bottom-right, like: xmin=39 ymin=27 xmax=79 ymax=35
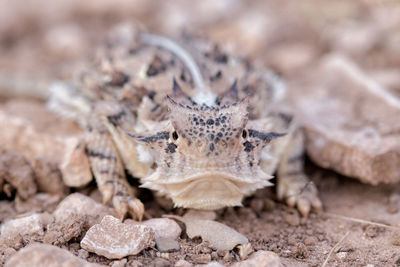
xmin=44 ymin=193 xmax=116 ymax=245
xmin=231 ymin=250 xmax=280 ymax=267
xmin=140 ymin=218 xmax=182 ymax=240
xmin=33 ymin=158 xmax=67 ymax=196
xmin=0 ymin=150 xmax=37 ymax=200
xmin=80 ymin=215 xmax=155 ymax=259
xmin=156 ymin=237 xmax=180 ymax=252
xmin=0 ymin=100 xmax=82 ymax=164
xmin=4 ymin=243 xmax=100 ymax=267
xmin=168 ymin=215 xmax=248 ymax=251
xmin=0 ymin=213 xmax=52 ymax=249
xmin=289 ymin=55 xmax=400 ymax=185
xmin=52 ymin=193 xmax=116 ymax=227
xmin=60 ymin=137 xmax=92 ymax=187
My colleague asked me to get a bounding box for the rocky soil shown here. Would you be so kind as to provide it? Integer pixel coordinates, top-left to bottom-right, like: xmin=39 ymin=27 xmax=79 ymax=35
xmin=1 ymin=0 xmax=400 ymax=266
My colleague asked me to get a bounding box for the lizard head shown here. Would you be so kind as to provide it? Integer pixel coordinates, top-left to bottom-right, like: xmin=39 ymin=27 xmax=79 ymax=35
xmin=130 ymin=80 xmax=285 ymax=210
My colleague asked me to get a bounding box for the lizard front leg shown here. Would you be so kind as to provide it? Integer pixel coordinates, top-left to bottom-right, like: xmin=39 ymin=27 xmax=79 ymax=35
xmin=276 ymin=128 xmax=322 ymax=217
xmin=85 ymin=119 xmax=144 ymax=221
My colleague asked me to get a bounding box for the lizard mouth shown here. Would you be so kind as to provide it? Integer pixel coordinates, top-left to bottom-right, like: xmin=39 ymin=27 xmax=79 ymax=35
xmin=142 ymin=172 xmax=272 ymax=210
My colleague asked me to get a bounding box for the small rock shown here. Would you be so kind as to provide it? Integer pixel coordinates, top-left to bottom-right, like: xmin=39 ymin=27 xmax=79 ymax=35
xmin=140 ymin=218 xmax=182 ymax=240
xmin=0 ymin=213 xmax=52 ymax=248
xmin=231 ymin=250 xmax=280 ymax=267
xmin=77 ymin=249 xmax=89 ymax=259
xmin=238 ymin=243 xmax=253 ymax=260
xmin=33 ymin=158 xmax=67 ymax=196
xmin=156 ymin=237 xmax=180 ymax=252
xmin=284 ymin=212 xmax=300 ymax=226
xmin=262 ymin=199 xmax=275 ymax=211
xmin=15 ymin=193 xmax=61 ymax=214
xmin=184 ymin=210 xmax=217 ymax=221
xmin=174 ymin=259 xmax=193 ymax=267
xmin=190 ymin=254 xmax=212 ymax=264
xmin=4 ymin=243 xmax=100 ymax=267
xmin=60 ymin=138 xmax=92 ymax=187
xmin=0 ymin=150 xmax=37 ymax=200
xmin=52 ymin=193 xmax=116 ymax=227
xmin=111 ymin=259 xmax=128 ymax=267
xmin=387 ymin=193 xmax=400 ymax=214
xmin=0 ymin=247 xmax=16 ymax=264
xmin=201 ymin=262 xmax=225 ymax=267
xmin=44 ymin=193 xmax=116 ymax=245
xmin=80 ymin=215 xmax=155 ymax=259
xmin=336 ymin=251 xmax=347 ymax=260
xmin=290 ymin=56 xmax=400 ymax=185
xmin=168 ymin=215 xmax=248 ymax=251
xmin=304 ymin=236 xmax=317 ymax=246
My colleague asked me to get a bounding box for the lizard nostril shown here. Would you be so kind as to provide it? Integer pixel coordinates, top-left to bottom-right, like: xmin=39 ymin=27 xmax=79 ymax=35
xmin=172 ymin=131 xmax=179 ymax=140
xmin=242 ymin=129 xmax=247 ymax=139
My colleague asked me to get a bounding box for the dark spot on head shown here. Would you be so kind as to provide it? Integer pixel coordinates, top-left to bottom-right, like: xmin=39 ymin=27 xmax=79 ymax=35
xmin=209 ymin=134 xmax=214 ymax=140
xmin=172 ymin=131 xmax=179 ymax=140
xmin=166 ymin=143 xmax=177 ymax=153
xmin=242 ymin=129 xmax=247 ymax=139
xmin=217 ymin=132 xmax=223 ymax=138
xmin=206 ymin=119 xmax=214 ymax=125
xmin=243 ymin=141 xmax=254 ymax=152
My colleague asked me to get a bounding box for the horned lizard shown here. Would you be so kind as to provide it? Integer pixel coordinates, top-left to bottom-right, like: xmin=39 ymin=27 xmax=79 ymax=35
xmin=44 ymin=26 xmax=322 ymax=220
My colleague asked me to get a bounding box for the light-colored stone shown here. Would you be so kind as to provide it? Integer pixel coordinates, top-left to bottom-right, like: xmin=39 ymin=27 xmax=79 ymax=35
xmin=80 ymin=215 xmax=155 ymax=259
xmin=111 ymin=258 xmax=128 ymax=267
xmin=33 ymin=158 xmax=67 ymax=195
xmin=168 ymin=216 xmax=248 ymax=251
xmin=0 ymin=100 xmax=82 ymax=164
xmin=0 ymin=213 xmax=52 ymax=248
xmin=289 ymin=55 xmax=400 ymax=185
xmin=231 ymin=250 xmax=280 ymax=267
xmin=52 ymin=193 xmax=116 ymax=227
xmin=201 ymin=262 xmax=226 ymax=267
xmin=155 ymin=237 xmax=180 ymax=252
xmin=43 ymin=193 xmax=116 ymax=245
xmin=0 ymin=150 xmax=36 ymax=200
xmin=61 ymin=137 xmax=92 ymax=187
xmin=174 ymin=259 xmax=193 ymax=267
xmin=4 ymin=243 xmax=100 ymax=267
xmin=183 ymin=210 xmax=217 ymax=221
xmin=140 ymin=218 xmax=182 ymax=240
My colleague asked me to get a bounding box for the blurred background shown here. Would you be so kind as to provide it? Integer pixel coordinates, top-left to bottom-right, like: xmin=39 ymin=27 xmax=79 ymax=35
xmin=1 ymin=0 xmax=399 ymax=91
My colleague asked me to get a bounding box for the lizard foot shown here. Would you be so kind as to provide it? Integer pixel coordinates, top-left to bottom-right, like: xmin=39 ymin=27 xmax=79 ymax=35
xmin=277 ymin=174 xmax=322 ymax=217
xmin=101 ymin=183 xmax=145 ymax=221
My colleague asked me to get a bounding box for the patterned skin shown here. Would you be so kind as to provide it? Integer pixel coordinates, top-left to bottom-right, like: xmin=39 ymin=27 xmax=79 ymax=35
xmin=47 ymin=28 xmax=322 ymax=220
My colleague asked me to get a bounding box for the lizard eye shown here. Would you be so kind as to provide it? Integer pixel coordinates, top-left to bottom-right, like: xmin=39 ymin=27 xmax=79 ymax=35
xmin=242 ymin=129 xmax=248 ymax=139
xmin=172 ymin=131 xmax=179 ymax=141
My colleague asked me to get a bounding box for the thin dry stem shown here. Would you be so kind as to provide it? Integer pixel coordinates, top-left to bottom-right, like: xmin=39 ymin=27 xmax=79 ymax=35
xmin=324 ymin=212 xmax=400 ymax=231
xmin=321 ymin=231 xmax=350 ymax=267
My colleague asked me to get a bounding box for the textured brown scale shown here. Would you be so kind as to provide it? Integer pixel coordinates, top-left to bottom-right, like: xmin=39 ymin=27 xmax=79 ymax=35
xmin=47 ymin=28 xmax=322 ymax=219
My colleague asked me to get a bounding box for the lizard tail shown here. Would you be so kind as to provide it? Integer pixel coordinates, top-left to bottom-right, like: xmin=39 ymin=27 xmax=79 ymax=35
xmin=140 ymin=33 xmax=205 ymax=92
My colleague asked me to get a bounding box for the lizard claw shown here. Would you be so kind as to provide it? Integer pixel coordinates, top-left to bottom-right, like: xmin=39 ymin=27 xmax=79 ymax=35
xmin=277 ymin=174 xmax=322 ymax=217
xmin=112 ymin=194 xmax=145 ymax=221
xmin=101 ymin=183 xmax=114 ymax=204
xmin=128 ymin=198 xmax=145 ymax=221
